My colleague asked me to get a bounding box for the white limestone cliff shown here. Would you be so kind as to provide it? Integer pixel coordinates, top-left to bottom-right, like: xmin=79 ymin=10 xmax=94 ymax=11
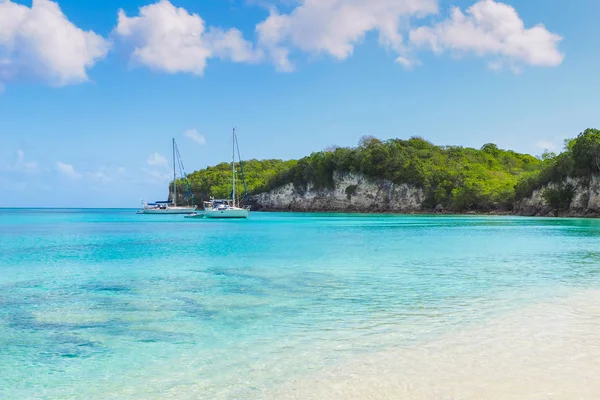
xmin=251 ymin=172 xmax=425 ymax=212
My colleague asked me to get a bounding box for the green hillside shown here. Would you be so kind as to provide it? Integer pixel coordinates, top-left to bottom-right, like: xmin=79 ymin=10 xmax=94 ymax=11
xmin=176 ymin=159 xmax=296 ymax=203
xmin=258 ymin=136 xmax=541 ymax=211
xmin=173 ymin=128 xmax=600 ymax=212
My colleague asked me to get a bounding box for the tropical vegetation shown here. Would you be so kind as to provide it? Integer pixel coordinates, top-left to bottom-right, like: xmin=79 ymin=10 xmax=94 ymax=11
xmin=514 ymin=128 xmax=600 ymax=210
xmin=173 ymin=128 xmax=600 ymax=212
xmin=174 ymin=159 xmax=296 ymax=203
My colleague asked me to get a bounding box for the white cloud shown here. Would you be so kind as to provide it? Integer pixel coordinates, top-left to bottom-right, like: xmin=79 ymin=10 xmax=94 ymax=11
xmin=395 ymin=55 xmax=420 ymax=69
xmin=409 ymin=0 xmax=564 ymax=70
xmin=88 ymin=165 xmax=128 ymax=183
xmin=255 ymin=0 xmax=439 ymax=71
xmin=0 ymin=0 xmax=110 ymax=87
xmin=184 ymin=128 xmax=206 ymax=145
xmin=114 ymin=0 xmax=261 ymax=75
xmin=207 ymin=28 xmax=263 ymax=64
xmin=56 ymin=162 xmax=82 ymax=179
xmin=147 ymin=152 xmax=168 ymax=167
xmin=143 ymin=167 xmax=171 ymax=182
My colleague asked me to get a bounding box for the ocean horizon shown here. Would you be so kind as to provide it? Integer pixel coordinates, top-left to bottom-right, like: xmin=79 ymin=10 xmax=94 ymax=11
xmin=1 ymin=208 xmax=599 ymax=399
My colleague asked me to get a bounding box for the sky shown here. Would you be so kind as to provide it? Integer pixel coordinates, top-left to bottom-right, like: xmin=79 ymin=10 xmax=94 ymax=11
xmin=0 ymin=0 xmax=598 ymax=207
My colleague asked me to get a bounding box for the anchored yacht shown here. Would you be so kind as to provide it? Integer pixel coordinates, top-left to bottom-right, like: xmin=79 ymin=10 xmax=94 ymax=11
xmin=186 ymin=129 xmax=250 ymax=219
xmin=139 ymin=138 xmax=196 ymax=215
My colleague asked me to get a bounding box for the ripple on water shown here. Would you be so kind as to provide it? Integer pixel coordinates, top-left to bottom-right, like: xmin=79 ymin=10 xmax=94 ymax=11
xmin=1 ymin=211 xmax=600 ymax=400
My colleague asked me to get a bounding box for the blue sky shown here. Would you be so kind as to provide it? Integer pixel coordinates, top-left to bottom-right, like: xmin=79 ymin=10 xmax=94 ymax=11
xmin=0 ymin=0 xmax=598 ymax=207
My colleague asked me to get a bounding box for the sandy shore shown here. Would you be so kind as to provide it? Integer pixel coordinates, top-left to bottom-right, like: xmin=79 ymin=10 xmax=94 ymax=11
xmin=263 ymin=290 xmax=600 ymax=400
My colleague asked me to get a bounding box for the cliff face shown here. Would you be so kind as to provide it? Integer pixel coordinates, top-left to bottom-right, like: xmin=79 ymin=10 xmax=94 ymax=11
xmin=515 ymin=175 xmax=600 ymax=217
xmin=252 ymin=172 xmax=600 ymax=216
xmin=251 ymin=172 xmax=426 ymax=212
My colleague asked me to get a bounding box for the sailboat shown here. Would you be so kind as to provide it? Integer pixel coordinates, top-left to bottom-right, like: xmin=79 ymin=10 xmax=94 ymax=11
xmin=139 ymin=138 xmax=197 ymax=215
xmin=187 ymin=129 xmax=250 ymax=219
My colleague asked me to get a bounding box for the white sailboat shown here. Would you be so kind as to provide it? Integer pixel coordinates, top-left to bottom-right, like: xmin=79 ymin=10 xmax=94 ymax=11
xmin=139 ymin=139 xmax=197 ymax=215
xmin=188 ymin=129 xmax=250 ymax=219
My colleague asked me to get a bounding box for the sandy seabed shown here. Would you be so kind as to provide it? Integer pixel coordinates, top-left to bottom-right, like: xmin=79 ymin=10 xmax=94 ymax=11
xmin=263 ymin=290 xmax=600 ymax=400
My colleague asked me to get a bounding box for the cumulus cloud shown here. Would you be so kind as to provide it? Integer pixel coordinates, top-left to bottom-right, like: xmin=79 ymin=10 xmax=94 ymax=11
xmin=56 ymin=162 xmax=82 ymax=179
xmin=0 ymin=0 xmax=110 ymax=87
xmin=147 ymin=152 xmax=168 ymax=167
xmin=253 ymin=0 xmax=563 ymax=72
xmin=255 ymin=0 xmax=439 ymax=71
xmin=409 ymin=0 xmax=564 ymax=70
xmin=114 ymin=0 xmax=261 ymax=75
xmin=184 ymin=128 xmax=206 ymax=145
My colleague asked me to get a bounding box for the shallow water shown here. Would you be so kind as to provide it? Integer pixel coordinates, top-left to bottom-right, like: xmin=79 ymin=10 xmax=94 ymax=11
xmin=1 ymin=209 xmax=599 ymax=399
xmin=267 ymin=290 xmax=600 ymax=400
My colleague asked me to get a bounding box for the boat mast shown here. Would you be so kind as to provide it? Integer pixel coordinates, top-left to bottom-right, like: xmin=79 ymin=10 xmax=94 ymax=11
xmin=232 ymin=128 xmax=236 ymax=208
xmin=172 ymin=138 xmax=177 ymax=207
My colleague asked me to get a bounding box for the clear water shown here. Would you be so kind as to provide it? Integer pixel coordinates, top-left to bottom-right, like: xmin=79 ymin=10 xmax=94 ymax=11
xmin=1 ymin=209 xmax=599 ymax=399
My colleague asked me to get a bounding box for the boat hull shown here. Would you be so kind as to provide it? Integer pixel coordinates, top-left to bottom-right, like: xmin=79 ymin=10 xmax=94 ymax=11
xmin=140 ymin=207 xmax=197 ymax=215
xmin=204 ymin=208 xmax=249 ymax=219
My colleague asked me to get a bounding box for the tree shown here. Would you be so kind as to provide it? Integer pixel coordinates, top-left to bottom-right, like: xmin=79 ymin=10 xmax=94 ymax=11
xmin=481 ymin=143 xmax=500 ymax=156
xmin=543 ymin=184 xmax=575 ymax=210
xmin=571 ymin=128 xmax=600 ymax=174
xmin=358 ymin=135 xmax=381 ymax=148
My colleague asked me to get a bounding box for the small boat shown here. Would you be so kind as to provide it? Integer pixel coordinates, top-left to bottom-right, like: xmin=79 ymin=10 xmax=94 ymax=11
xmin=184 ymin=211 xmax=204 ymax=219
xmin=202 ymin=128 xmax=250 ymax=219
xmin=140 ymin=138 xmax=196 ymax=215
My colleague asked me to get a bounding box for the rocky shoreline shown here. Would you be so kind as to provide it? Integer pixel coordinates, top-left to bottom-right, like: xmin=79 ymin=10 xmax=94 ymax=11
xmin=248 ymin=172 xmax=600 ymax=218
xmin=514 ymin=206 xmax=600 ymax=218
xmin=248 ymin=206 xmax=599 ymax=218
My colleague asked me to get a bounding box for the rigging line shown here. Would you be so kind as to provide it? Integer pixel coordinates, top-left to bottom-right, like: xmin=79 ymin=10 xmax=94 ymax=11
xmin=174 ymin=141 xmax=188 ymax=204
xmin=174 ymin=140 xmax=195 ymax=205
xmin=234 ymin=130 xmax=249 ymax=203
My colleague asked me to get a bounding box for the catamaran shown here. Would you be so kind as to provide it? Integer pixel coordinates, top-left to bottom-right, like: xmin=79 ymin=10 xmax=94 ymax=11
xmin=186 ymin=129 xmax=250 ymax=219
xmin=139 ymin=139 xmax=196 ymax=215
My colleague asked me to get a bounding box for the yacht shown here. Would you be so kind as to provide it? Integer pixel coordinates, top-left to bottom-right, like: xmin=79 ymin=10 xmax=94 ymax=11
xmin=186 ymin=129 xmax=250 ymax=219
xmin=139 ymin=138 xmax=196 ymax=215
xmin=203 ymin=198 xmax=250 ymax=219
xmin=139 ymin=201 xmax=196 ymax=214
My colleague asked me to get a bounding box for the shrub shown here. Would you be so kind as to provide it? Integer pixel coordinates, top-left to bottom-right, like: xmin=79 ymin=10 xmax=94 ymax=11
xmin=345 ymin=185 xmax=358 ymax=200
xmin=542 ymin=184 xmax=575 ymax=210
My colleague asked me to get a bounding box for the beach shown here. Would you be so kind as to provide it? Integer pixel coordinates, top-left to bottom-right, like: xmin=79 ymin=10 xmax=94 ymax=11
xmin=266 ymin=289 xmax=600 ymax=399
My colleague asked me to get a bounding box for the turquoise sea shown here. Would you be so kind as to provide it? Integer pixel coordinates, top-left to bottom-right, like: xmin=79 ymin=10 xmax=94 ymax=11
xmin=1 ymin=209 xmax=600 ymax=399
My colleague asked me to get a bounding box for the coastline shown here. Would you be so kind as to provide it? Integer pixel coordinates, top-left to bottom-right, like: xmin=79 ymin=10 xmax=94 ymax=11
xmin=263 ymin=288 xmax=600 ymax=400
xmin=1 ymin=207 xmax=599 ymax=218
xmin=248 ymin=206 xmax=600 ymax=218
